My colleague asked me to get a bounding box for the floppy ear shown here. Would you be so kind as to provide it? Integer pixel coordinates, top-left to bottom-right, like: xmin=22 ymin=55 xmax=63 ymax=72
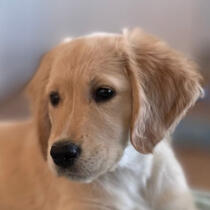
xmin=26 ymin=51 xmax=54 ymax=159
xmin=123 ymin=28 xmax=203 ymax=154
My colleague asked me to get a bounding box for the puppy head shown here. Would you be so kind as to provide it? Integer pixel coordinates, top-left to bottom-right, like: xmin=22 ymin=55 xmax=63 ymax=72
xmin=27 ymin=29 xmax=203 ymax=182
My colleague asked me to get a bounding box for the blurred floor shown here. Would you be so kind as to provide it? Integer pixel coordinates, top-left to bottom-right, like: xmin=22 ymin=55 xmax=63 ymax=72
xmin=174 ymin=146 xmax=210 ymax=191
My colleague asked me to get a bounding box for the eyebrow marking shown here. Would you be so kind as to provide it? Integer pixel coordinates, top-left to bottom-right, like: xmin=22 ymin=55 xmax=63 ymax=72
xmin=91 ymin=74 xmax=130 ymax=92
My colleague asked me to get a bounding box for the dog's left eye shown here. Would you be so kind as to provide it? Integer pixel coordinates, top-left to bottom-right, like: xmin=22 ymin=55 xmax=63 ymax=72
xmin=93 ymin=87 xmax=116 ymax=103
xmin=49 ymin=91 xmax=60 ymax=107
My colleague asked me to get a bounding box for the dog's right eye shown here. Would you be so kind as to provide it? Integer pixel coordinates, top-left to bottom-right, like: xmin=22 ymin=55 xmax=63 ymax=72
xmin=93 ymin=87 xmax=116 ymax=103
xmin=49 ymin=91 xmax=60 ymax=107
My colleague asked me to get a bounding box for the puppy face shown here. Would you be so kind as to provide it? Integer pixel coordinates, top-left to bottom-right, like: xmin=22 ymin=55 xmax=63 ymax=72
xmin=42 ymin=36 xmax=131 ymax=181
xmin=28 ymin=29 xmax=203 ymax=182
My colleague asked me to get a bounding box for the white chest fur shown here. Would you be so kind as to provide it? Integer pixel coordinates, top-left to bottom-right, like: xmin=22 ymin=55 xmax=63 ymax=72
xmin=98 ymin=144 xmax=153 ymax=210
xmin=97 ymin=141 xmax=189 ymax=210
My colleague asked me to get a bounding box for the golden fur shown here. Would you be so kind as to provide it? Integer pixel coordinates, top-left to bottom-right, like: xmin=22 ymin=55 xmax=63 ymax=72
xmin=0 ymin=28 xmax=202 ymax=210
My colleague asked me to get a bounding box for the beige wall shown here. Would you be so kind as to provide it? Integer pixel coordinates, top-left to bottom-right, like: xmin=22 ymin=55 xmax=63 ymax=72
xmin=0 ymin=0 xmax=209 ymax=122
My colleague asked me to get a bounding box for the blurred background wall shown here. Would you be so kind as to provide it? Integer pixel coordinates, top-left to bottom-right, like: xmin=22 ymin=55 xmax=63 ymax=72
xmin=0 ymin=0 xmax=209 ymax=190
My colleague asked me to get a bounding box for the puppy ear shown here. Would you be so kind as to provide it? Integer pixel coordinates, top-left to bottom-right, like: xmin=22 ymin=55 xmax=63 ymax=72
xmin=123 ymin=28 xmax=203 ymax=154
xmin=26 ymin=51 xmax=54 ymax=159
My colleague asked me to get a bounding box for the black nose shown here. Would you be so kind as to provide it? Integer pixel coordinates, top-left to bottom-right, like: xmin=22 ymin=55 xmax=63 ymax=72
xmin=50 ymin=141 xmax=81 ymax=168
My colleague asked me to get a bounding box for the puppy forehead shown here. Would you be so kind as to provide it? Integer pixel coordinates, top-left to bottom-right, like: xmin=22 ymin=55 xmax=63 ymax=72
xmin=51 ymin=35 xmax=125 ymax=79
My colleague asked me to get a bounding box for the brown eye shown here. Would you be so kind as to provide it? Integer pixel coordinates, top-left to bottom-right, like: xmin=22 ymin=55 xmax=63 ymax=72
xmin=93 ymin=87 xmax=116 ymax=103
xmin=49 ymin=91 xmax=60 ymax=107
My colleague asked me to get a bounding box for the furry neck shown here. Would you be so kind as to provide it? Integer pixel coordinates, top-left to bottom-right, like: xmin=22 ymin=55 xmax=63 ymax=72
xmin=96 ymin=144 xmax=153 ymax=210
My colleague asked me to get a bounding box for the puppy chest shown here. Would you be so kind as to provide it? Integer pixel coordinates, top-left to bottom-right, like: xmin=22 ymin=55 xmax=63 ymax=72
xmin=99 ymin=177 xmax=150 ymax=210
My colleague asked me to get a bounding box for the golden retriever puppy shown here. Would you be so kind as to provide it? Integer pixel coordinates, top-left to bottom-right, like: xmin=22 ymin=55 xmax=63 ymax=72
xmin=0 ymin=28 xmax=203 ymax=210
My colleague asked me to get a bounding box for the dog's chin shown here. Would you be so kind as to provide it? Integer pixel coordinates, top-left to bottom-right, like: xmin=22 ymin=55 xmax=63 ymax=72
xmin=49 ymin=164 xmax=106 ymax=183
xmin=48 ymin=156 xmax=118 ymax=183
xmin=57 ymin=169 xmax=106 ymax=183
xmin=62 ymin=172 xmax=97 ymax=183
